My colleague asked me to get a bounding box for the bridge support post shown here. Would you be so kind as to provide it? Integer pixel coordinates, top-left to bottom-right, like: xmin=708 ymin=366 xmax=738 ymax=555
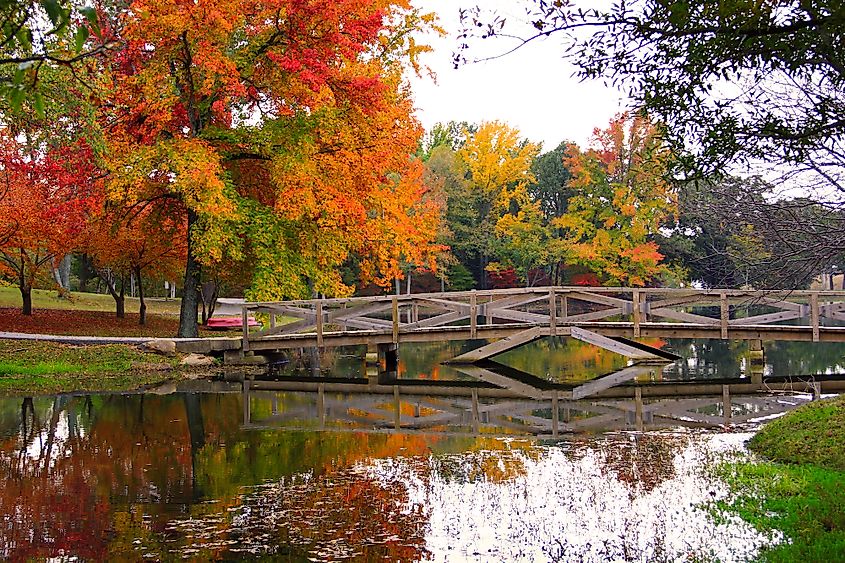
xmin=379 ymin=342 xmax=399 ymax=373
xmin=365 ymin=344 xmax=380 ymax=385
xmin=749 ymin=340 xmax=764 ymax=385
xmin=632 ymin=289 xmax=641 ymax=338
xmin=634 ymin=387 xmax=644 ymax=431
xmin=242 ymin=379 xmax=251 ymax=425
xmin=722 ymin=385 xmax=732 ymax=425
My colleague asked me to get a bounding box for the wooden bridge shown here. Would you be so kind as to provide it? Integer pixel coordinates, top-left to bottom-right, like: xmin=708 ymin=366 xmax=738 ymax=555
xmin=230 ymin=287 xmax=845 ymax=360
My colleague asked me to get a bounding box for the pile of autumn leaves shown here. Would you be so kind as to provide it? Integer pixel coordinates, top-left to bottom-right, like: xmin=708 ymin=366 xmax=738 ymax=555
xmin=0 ymin=0 xmax=445 ymax=313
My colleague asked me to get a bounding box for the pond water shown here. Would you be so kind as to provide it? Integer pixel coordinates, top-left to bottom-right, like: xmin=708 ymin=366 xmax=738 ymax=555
xmin=3 ymin=337 xmax=844 ymax=562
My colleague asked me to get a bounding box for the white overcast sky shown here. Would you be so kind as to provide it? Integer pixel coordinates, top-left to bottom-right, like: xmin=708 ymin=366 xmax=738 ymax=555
xmin=408 ymin=0 xmax=628 ymax=151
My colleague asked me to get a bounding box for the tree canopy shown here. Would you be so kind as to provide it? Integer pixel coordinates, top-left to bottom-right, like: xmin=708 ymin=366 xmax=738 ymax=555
xmin=458 ymin=1 xmax=845 ymax=191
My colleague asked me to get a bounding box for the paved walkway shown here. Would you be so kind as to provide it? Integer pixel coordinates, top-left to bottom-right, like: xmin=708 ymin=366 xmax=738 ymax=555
xmin=0 ymin=331 xmax=236 ymax=346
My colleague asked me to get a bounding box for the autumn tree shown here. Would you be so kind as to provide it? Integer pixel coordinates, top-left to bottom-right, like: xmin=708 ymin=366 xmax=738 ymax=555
xmin=554 ymin=114 xmax=677 ymax=286
xmin=88 ymin=0 xmax=443 ymax=336
xmin=492 ymin=182 xmax=551 ymax=287
xmin=85 ymin=202 xmax=186 ymax=323
xmin=459 ymin=1 xmax=845 ymax=190
xmin=455 ymin=121 xmax=539 ymax=288
xmin=0 ymin=131 xmax=95 ymax=314
xmin=459 ymin=1 xmax=845 ymax=288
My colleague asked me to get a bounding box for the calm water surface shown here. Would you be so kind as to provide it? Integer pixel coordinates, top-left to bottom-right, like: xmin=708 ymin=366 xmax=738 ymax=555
xmin=4 ymin=337 xmax=843 ymax=561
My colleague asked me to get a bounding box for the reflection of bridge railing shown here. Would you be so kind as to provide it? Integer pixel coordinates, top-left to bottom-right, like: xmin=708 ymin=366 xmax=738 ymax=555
xmin=241 ymin=383 xmax=815 ymax=438
xmin=240 ymin=287 xmax=845 ymax=352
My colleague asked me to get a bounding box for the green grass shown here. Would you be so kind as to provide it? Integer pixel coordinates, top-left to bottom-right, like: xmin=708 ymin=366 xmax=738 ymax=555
xmin=0 ymin=286 xmax=183 ymax=315
xmin=747 ymin=395 xmax=845 ymax=470
xmin=0 ymin=340 xmax=185 ymax=395
xmin=0 ymin=361 xmax=84 ymax=376
xmin=716 ymin=396 xmax=845 ymax=561
xmin=716 ymin=462 xmax=845 ymax=561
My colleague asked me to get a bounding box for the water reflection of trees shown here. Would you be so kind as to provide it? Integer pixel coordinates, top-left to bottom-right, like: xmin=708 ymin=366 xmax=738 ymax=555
xmin=763 ymin=340 xmax=845 ymax=376
xmin=0 ymin=391 xmax=778 ymax=561
xmin=663 ymin=339 xmax=845 ymax=380
xmin=0 ymin=393 xmax=465 ymax=560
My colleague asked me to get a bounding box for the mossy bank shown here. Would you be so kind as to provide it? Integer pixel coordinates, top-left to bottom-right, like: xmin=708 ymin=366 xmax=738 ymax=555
xmin=0 ymin=340 xmax=199 ymax=396
xmin=718 ymin=396 xmax=845 ymax=561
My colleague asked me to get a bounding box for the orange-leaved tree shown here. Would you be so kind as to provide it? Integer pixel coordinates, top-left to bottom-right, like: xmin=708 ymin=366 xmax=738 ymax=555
xmin=553 ymin=113 xmax=677 ymax=286
xmin=88 ymin=0 xmax=442 ymax=336
xmin=84 ymin=200 xmax=187 ymax=324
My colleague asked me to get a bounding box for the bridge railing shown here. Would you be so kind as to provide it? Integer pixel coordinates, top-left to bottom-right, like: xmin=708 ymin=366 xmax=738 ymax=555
xmin=240 ymin=286 xmax=845 ymax=349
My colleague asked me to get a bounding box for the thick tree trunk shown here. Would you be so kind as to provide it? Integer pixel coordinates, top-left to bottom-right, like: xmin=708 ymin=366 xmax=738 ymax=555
xmin=178 ymin=209 xmax=201 ymax=337
xmin=135 ymin=266 xmax=146 ymax=325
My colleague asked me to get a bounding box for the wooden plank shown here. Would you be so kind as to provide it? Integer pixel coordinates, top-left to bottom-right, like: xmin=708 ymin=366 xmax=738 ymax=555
xmin=415 ymin=297 xmax=471 ymax=313
xmin=572 ymin=365 xmax=656 ymax=400
xmin=570 ymin=326 xmax=663 ymax=360
xmin=470 ymin=290 xmax=477 ymax=339
xmin=569 ymin=291 xmax=633 ymax=310
xmin=405 ymin=311 xmax=468 ymax=329
xmin=448 ymin=327 xmax=545 ymax=363
xmin=242 ymin=306 xmax=250 ymax=352
xmin=486 ymin=292 xmax=550 ymax=310
xmin=756 ymin=296 xmax=805 ymax=312
xmin=649 ymin=294 xmax=711 ymax=309
xmin=340 ymin=317 xmax=394 ymax=330
xmin=328 ymin=301 xmax=393 ymax=322
xmin=392 ymin=296 xmax=399 ymax=344
xmin=648 ymin=307 xmax=720 ymax=325
xmin=729 ymin=310 xmax=802 ymax=326
xmin=632 ymin=290 xmax=641 ymax=338
xmin=811 ymin=293 xmax=820 ymax=342
xmin=452 ymin=365 xmax=544 ymax=399
xmin=562 ymin=308 xmax=624 ymax=323
xmin=820 ymin=302 xmax=845 ymax=316
xmin=256 ymin=317 xmax=315 ymax=338
xmin=487 ymin=307 xmax=549 ymax=324
xmin=316 ymin=301 xmax=323 ymax=347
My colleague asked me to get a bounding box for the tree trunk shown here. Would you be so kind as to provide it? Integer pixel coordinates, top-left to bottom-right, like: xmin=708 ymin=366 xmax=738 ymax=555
xmin=20 ymin=285 xmax=32 ymax=316
xmin=135 ymin=265 xmax=146 ymax=325
xmin=78 ymin=254 xmax=96 ymax=293
xmin=99 ymin=269 xmax=126 ymax=318
xmin=18 ymin=255 xmax=32 ymax=315
xmin=178 ymin=209 xmax=201 ymax=337
xmin=116 ymin=279 xmax=125 ymax=318
xmin=200 ymin=280 xmax=219 ymax=325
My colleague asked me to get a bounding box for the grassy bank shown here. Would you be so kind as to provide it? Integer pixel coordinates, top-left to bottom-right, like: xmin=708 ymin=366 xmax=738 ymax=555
xmin=0 ymin=341 xmax=190 ymax=396
xmin=717 ymin=396 xmax=845 ymax=561
xmin=0 ymin=286 xmax=182 ymax=314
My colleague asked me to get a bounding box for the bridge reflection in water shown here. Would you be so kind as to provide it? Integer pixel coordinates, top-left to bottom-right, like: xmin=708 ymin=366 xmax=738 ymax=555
xmin=242 ymin=362 xmax=824 ymax=437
